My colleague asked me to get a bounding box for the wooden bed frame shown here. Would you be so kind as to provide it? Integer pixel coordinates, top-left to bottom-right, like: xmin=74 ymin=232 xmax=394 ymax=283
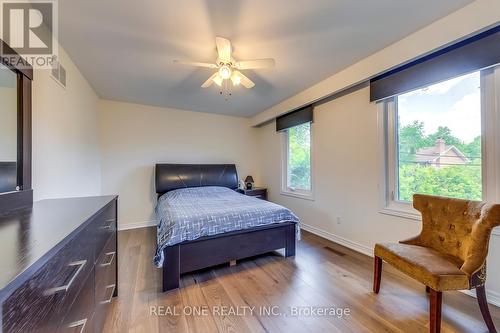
xmin=155 ymin=164 xmax=297 ymax=292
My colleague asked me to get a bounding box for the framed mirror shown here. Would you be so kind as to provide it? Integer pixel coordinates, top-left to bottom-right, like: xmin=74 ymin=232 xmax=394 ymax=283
xmin=0 ymin=39 xmax=33 ymax=212
xmin=0 ymin=63 xmax=19 ymax=193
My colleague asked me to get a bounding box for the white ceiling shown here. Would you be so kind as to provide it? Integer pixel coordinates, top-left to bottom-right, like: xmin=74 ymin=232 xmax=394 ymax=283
xmin=59 ymin=0 xmax=473 ymax=117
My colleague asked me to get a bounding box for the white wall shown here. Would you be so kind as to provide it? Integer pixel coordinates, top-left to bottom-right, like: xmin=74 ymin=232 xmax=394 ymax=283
xmin=32 ymin=47 xmax=102 ymax=201
xmin=256 ymin=86 xmax=500 ymax=305
xmin=99 ymin=100 xmax=261 ymax=230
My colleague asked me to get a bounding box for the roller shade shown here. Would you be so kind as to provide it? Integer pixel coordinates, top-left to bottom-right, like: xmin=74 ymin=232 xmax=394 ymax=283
xmin=370 ymin=25 xmax=500 ymax=102
xmin=276 ymin=106 xmax=313 ymax=132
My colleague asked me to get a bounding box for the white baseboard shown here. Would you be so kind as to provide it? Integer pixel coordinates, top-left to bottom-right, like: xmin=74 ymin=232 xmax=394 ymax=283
xmin=300 ymin=223 xmax=500 ymax=308
xmin=300 ymin=223 xmax=373 ymax=257
xmin=487 ymin=290 xmax=500 ymax=308
xmin=462 ymin=289 xmax=500 ymax=308
xmin=118 ymin=220 xmax=157 ymax=231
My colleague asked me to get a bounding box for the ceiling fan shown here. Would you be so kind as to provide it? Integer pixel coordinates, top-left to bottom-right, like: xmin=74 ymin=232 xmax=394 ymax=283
xmin=173 ymin=37 xmax=275 ymax=90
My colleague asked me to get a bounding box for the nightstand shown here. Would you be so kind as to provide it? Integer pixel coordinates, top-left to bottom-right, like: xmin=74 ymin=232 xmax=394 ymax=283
xmin=241 ymin=187 xmax=268 ymax=200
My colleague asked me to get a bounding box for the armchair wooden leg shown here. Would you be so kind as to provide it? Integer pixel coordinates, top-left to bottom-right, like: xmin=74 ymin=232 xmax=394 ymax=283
xmin=373 ymin=256 xmax=382 ymax=294
xmin=429 ymin=289 xmax=442 ymax=333
xmin=476 ymin=286 xmax=498 ymax=333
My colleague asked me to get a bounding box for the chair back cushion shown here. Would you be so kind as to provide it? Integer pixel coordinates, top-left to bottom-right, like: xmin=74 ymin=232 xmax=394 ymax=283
xmin=412 ymin=194 xmax=500 ymax=277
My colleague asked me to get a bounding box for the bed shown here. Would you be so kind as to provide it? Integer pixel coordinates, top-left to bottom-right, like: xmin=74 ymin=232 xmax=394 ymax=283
xmin=154 ymin=163 xmax=299 ymax=291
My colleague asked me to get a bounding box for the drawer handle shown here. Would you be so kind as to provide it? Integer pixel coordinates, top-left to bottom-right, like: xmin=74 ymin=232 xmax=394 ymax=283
xmin=100 ymin=219 xmax=115 ymax=230
xmin=100 ymin=284 xmax=116 ymax=304
xmin=43 ymin=260 xmax=87 ymax=296
xmin=68 ymin=318 xmax=87 ymax=333
xmin=100 ymin=251 xmax=116 ymax=267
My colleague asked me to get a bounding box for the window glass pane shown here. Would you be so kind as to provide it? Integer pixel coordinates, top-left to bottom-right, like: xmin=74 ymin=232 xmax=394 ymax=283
xmin=288 ymin=122 xmax=311 ymax=191
xmin=397 ymin=71 xmax=482 ymax=201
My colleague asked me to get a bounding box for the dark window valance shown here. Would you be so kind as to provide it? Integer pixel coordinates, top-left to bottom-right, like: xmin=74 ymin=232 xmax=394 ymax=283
xmin=370 ymin=25 xmax=500 ymax=102
xmin=276 ymin=105 xmax=313 ymax=132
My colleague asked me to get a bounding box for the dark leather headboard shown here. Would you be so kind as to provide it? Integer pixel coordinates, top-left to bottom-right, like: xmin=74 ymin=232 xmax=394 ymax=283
xmin=0 ymin=161 xmax=17 ymax=193
xmin=155 ymin=164 xmax=238 ymax=196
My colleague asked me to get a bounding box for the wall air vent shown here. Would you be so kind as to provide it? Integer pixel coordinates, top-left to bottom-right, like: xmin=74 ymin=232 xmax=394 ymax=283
xmin=51 ymin=60 xmax=67 ymax=89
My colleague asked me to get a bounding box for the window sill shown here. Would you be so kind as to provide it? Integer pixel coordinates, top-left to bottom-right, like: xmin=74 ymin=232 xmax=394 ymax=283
xmin=378 ymin=207 xmax=421 ymax=222
xmin=280 ymin=191 xmax=315 ymax=201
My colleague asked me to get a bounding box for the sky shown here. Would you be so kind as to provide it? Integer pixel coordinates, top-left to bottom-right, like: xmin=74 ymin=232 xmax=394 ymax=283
xmin=397 ymin=71 xmax=481 ymax=143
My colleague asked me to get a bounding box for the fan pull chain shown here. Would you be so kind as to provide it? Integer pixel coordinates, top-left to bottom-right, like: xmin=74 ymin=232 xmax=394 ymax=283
xmin=219 ymin=79 xmax=232 ymax=101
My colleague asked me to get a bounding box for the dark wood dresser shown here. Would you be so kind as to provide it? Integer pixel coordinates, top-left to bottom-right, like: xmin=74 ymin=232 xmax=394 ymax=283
xmin=0 ymin=196 xmax=118 ymax=333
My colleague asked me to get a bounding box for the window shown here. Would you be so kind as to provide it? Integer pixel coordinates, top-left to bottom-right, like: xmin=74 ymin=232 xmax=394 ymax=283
xmin=282 ymin=122 xmax=312 ymax=198
xmin=380 ymin=66 xmax=500 ymax=218
xmin=397 ymin=71 xmax=482 ymax=201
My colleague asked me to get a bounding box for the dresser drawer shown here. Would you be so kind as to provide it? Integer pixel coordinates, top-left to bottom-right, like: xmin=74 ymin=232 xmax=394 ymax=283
xmin=3 ymin=224 xmax=95 ymax=332
xmin=95 ymin=202 xmax=116 ymax=258
xmin=57 ymin=270 xmax=94 ymax=333
xmin=94 ymin=234 xmax=117 ymax=333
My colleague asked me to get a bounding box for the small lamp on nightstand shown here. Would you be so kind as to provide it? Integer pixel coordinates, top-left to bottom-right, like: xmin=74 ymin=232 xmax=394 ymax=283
xmin=244 ymin=176 xmax=254 ymax=190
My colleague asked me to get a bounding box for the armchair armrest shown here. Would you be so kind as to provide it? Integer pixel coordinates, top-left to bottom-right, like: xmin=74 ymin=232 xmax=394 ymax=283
xmin=399 ymin=236 xmax=422 ymax=246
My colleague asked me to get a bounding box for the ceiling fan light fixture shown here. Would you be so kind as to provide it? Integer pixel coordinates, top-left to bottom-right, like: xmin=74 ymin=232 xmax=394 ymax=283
xmin=174 ymin=37 xmax=270 ymax=92
xmin=218 ymin=65 xmax=232 ymax=80
xmin=231 ymin=72 xmax=241 ymax=86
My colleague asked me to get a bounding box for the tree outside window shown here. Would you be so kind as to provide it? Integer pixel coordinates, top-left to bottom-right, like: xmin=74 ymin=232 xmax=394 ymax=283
xmin=287 ymin=122 xmax=311 ymax=191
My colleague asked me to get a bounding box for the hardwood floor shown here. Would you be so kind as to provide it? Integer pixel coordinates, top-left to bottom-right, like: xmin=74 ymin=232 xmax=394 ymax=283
xmin=103 ymin=227 xmax=500 ymax=333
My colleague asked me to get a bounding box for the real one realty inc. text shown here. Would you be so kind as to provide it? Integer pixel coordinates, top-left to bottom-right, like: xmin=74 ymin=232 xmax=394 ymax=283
xmin=150 ymin=305 xmax=351 ymax=318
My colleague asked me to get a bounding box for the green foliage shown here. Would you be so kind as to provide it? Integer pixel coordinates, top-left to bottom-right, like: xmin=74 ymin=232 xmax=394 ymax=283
xmin=398 ymin=122 xmax=482 ymax=201
xmin=398 ymin=164 xmax=482 ymax=201
xmin=458 ymin=136 xmax=481 ymax=160
xmin=423 ymin=126 xmax=462 ymax=148
xmin=399 ymin=121 xmax=425 ymax=157
xmin=288 ymin=123 xmax=311 ymax=190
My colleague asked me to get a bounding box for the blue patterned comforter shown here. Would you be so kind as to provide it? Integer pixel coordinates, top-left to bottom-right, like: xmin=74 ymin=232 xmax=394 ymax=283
xmin=154 ymin=186 xmax=300 ymax=266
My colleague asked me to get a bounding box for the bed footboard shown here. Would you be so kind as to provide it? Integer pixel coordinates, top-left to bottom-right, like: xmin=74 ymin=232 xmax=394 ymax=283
xmin=162 ymin=222 xmax=296 ymax=292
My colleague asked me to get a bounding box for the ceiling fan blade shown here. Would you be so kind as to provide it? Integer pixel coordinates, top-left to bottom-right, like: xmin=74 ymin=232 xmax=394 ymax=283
xmin=215 ymin=37 xmax=231 ymax=63
xmin=201 ymin=72 xmax=219 ymax=88
xmin=235 ymin=58 xmax=275 ymax=69
xmin=235 ymin=71 xmax=255 ymax=89
xmin=173 ymin=60 xmax=218 ymax=69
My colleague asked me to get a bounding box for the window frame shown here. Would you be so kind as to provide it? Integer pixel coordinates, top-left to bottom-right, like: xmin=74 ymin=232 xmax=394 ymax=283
xmin=281 ymin=122 xmax=314 ymax=200
xmin=378 ymin=67 xmax=500 ymax=224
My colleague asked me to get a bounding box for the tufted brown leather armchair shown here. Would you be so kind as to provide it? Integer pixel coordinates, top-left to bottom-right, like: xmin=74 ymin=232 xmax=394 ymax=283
xmin=373 ymin=194 xmax=500 ymax=333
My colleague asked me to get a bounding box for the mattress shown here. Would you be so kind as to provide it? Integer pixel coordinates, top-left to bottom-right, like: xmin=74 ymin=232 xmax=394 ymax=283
xmin=154 ymin=186 xmax=300 ymax=266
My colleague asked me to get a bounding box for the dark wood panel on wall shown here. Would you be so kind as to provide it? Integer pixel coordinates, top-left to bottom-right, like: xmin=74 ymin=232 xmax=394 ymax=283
xmin=370 ymin=25 xmax=500 ymax=101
